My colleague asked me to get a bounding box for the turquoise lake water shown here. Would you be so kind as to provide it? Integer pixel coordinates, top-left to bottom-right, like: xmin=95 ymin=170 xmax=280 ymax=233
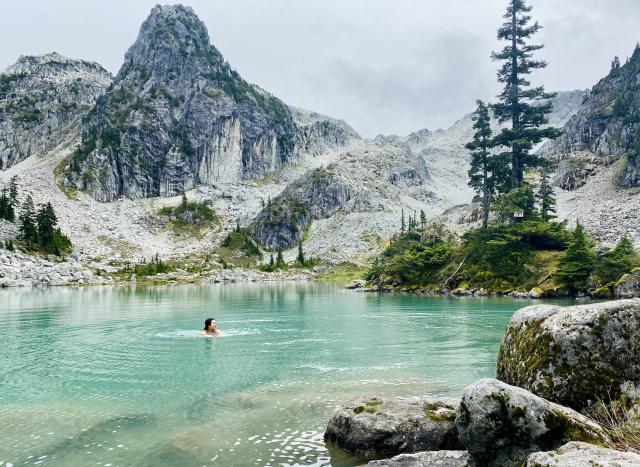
xmin=0 ymin=283 xmax=573 ymax=466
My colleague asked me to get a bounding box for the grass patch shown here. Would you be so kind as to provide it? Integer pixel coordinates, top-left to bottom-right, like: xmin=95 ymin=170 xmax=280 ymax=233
xmin=317 ymin=264 xmax=367 ymax=284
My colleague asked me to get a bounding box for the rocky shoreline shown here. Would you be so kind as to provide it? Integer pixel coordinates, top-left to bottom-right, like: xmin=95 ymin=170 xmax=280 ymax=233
xmin=0 ymin=249 xmax=315 ymax=288
xmin=324 ymin=299 xmax=640 ymax=466
xmin=345 ymin=275 xmax=640 ymax=300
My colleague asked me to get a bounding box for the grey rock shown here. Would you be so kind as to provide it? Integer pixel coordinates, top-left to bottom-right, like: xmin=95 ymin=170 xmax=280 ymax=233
xmin=614 ymin=269 xmax=640 ymax=299
xmin=345 ymin=279 xmax=367 ymax=289
xmin=366 ymin=450 xmax=470 ymax=467
xmin=524 ymin=441 xmax=640 ymax=466
xmin=324 ymin=396 xmax=463 ymax=460
xmin=496 ymin=299 xmax=640 ymax=410
xmin=64 ymin=5 xmax=298 ymax=201
xmin=0 ymin=53 xmax=112 ymax=170
xmin=456 ymin=379 xmax=611 ymax=467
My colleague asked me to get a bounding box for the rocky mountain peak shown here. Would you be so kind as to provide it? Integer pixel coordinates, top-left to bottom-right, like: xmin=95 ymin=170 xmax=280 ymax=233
xmin=0 ymin=53 xmax=112 ymax=170
xmin=62 ymin=4 xmax=303 ymax=201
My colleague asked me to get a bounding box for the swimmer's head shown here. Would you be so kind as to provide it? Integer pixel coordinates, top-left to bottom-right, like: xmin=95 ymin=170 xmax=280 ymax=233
xmin=204 ymin=318 xmax=217 ymax=332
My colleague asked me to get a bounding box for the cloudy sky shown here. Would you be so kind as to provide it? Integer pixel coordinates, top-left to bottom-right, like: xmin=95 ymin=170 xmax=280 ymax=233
xmin=1 ymin=0 xmax=638 ymax=137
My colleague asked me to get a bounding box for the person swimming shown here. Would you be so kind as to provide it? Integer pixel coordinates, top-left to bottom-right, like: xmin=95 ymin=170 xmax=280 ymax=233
xmin=203 ymin=317 xmax=219 ymax=336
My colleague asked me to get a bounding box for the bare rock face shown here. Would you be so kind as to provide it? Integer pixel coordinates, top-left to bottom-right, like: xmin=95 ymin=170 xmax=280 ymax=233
xmin=62 ymin=5 xmax=298 ymax=201
xmin=366 ymin=450 xmax=470 ymax=467
xmin=496 ymin=299 xmax=640 ymax=410
xmin=0 ymin=53 xmax=112 ymax=170
xmin=455 ymin=379 xmax=611 ymax=467
xmin=324 ymin=396 xmax=463 ymax=460
xmin=524 ymin=441 xmax=640 ymax=466
xmin=615 ymin=269 xmax=640 ymax=299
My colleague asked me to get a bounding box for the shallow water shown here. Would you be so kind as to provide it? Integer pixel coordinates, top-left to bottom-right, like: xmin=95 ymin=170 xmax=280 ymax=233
xmin=0 ymin=283 xmax=572 ymax=466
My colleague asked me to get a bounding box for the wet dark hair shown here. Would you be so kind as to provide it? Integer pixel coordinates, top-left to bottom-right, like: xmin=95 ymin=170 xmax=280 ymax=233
xmin=204 ymin=318 xmax=215 ymax=331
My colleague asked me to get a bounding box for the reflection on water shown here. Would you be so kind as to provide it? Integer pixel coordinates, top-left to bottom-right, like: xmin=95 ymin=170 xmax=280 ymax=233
xmin=0 ymin=283 xmax=573 ymax=466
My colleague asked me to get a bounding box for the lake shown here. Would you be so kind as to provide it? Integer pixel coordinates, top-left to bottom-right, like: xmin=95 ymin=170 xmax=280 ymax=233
xmin=0 ymin=283 xmax=572 ymax=466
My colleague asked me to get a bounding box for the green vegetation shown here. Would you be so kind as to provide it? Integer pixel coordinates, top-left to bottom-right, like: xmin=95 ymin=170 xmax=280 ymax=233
xmin=15 ymin=196 xmax=72 ymax=255
xmin=117 ymin=254 xmax=175 ymax=277
xmin=214 ymin=226 xmax=263 ymax=267
xmin=353 ymin=400 xmax=382 ymax=415
xmin=0 ymin=177 xmax=17 ymax=222
xmin=554 ymin=222 xmax=596 ymax=293
xmin=466 ymin=100 xmax=495 ymax=228
xmin=158 ymin=195 xmax=220 ymax=238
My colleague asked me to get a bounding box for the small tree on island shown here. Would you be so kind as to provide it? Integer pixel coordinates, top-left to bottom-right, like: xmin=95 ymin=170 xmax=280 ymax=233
xmin=491 ymin=0 xmax=562 ymax=189
xmin=537 ymin=170 xmax=556 ymax=221
xmin=554 ymin=221 xmax=596 ymax=292
xmin=466 ymin=99 xmax=495 ymax=228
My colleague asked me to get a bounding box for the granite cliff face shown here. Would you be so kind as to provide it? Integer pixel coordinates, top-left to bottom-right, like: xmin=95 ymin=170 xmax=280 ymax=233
xmin=548 ymin=45 xmax=640 ymax=187
xmin=0 ymin=53 xmax=112 ymax=170
xmin=62 ymin=5 xmax=299 ymax=201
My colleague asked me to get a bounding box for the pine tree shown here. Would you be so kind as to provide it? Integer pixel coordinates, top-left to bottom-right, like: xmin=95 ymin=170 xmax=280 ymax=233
xmin=555 ymin=221 xmax=596 ymax=292
xmin=466 ymin=100 xmax=495 ymax=228
xmin=19 ymin=195 xmax=38 ymax=248
xmin=9 ymin=176 xmax=18 ymax=206
xmin=491 ymin=0 xmax=562 ymax=188
xmin=297 ymin=240 xmax=305 ymax=266
xmin=276 ymin=249 xmax=286 ymax=269
xmin=0 ymin=187 xmax=15 ymax=222
xmin=269 ymin=254 xmax=275 ymax=268
xmin=181 ymin=192 xmax=188 ymax=210
xmin=611 ymin=55 xmax=621 ymax=70
xmin=420 ymin=209 xmax=426 ymax=230
xmin=36 ymin=202 xmax=58 ymax=247
xmin=400 ymin=209 xmax=406 ymax=233
xmin=597 ymin=236 xmax=640 ymax=284
xmin=537 ymin=170 xmax=556 ymax=221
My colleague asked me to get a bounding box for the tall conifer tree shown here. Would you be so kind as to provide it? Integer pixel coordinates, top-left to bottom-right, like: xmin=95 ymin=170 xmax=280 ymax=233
xmin=491 ymin=0 xmax=562 ymax=188
xmin=466 ymin=100 xmax=495 ymax=228
xmin=537 ymin=170 xmax=556 ymax=221
xmin=555 ymin=221 xmax=595 ymax=292
xmin=19 ymin=195 xmax=37 ymax=247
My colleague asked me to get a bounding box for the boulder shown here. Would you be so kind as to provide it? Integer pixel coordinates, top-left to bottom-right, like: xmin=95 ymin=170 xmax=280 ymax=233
xmin=324 ymin=396 xmax=463 ymax=460
xmin=456 ymin=379 xmax=611 ymax=467
xmin=496 ymin=299 xmax=640 ymax=410
xmin=524 ymin=441 xmax=640 ymax=466
xmin=366 ymin=450 xmax=470 ymax=467
xmin=615 ymin=269 xmax=640 ymax=299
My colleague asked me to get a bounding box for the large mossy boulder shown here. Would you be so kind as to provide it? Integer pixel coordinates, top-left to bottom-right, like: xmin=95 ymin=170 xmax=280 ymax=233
xmin=324 ymin=396 xmax=463 ymax=460
xmin=455 ymin=379 xmax=611 ymax=467
xmin=366 ymin=450 xmax=470 ymax=466
xmin=615 ymin=269 xmax=640 ymax=299
xmin=524 ymin=441 xmax=640 ymax=466
xmin=496 ymin=299 xmax=640 ymax=410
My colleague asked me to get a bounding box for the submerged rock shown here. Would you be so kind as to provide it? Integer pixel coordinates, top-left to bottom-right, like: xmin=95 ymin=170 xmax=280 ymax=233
xmin=524 ymin=441 xmax=640 ymax=466
xmin=496 ymin=299 xmax=640 ymax=410
xmin=324 ymin=396 xmax=463 ymax=460
xmin=366 ymin=450 xmax=470 ymax=467
xmin=455 ymin=379 xmax=610 ymax=467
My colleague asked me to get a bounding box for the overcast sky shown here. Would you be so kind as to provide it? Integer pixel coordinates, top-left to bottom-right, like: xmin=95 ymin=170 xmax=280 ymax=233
xmin=1 ymin=0 xmax=639 ymax=137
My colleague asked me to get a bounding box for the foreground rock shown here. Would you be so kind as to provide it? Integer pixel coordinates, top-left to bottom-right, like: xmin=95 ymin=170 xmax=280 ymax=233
xmin=456 ymin=379 xmax=610 ymax=467
xmin=525 ymin=441 xmax=640 ymax=466
xmin=496 ymin=299 xmax=640 ymax=410
xmin=324 ymin=396 xmax=463 ymax=460
xmin=366 ymin=450 xmax=470 ymax=467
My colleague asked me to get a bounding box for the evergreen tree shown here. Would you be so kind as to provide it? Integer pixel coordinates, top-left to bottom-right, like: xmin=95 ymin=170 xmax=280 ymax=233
xmin=400 ymin=209 xmax=406 ymax=233
xmin=276 ymin=249 xmax=286 ymax=269
xmin=611 ymin=55 xmax=621 ymax=70
xmin=19 ymin=195 xmax=38 ymax=248
xmin=9 ymin=176 xmax=18 ymax=206
xmin=466 ymin=100 xmax=495 ymax=228
xmin=555 ymin=221 xmax=596 ymax=292
xmin=537 ymin=170 xmax=556 ymax=221
xmin=491 ymin=0 xmax=562 ymax=188
xmin=181 ymin=192 xmax=188 ymax=210
xmin=269 ymin=254 xmax=275 ymax=268
xmin=0 ymin=186 xmax=15 ymax=222
xmin=297 ymin=240 xmax=305 ymax=266
xmin=420 ymin=209 xmax=426 ymax=230
xmin=492 ymin=183 xmax=537 ymax=222
xmin=596 ymin=236 xmax=640 ymax=284
xmin=36 ymin=202 xmax=58 ymax=247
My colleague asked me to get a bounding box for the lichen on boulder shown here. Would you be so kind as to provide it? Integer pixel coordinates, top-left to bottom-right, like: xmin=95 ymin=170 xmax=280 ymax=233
xmin=324 ymin=396 xmax=463 ymax=460
xmin=455 ymin=379 xmax=611 ymax=467
xmin=524 ymin=441 xmax=640 ymax=466
xmin=366 ymin=450 xmax=471 ymax=467
xmin=496 ymin=299 xmax=640 ymax=410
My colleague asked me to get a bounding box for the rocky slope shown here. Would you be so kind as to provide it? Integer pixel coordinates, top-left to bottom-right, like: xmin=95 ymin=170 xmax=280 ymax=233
xmin=61 ymin=4 xmax=300 ymax=201
xmin=0 ymin=53 xmax=112 ymax=170
xmin=546 ymin=44 xmax=640 ymax=188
